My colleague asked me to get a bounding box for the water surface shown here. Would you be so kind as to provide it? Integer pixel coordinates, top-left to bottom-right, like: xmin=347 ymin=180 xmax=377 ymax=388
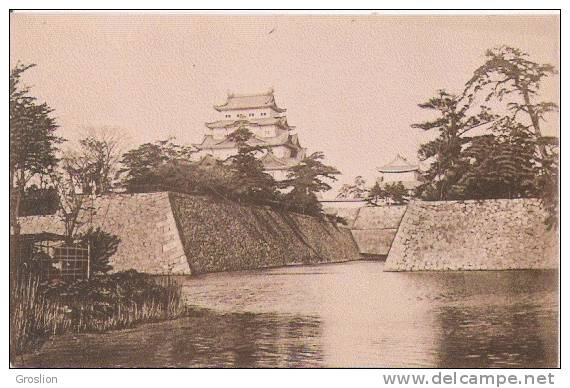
xmin=17 ymin=261 xmax=558 ymax=368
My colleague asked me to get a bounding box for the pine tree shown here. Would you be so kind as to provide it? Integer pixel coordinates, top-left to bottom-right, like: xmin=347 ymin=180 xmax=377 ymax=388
xmin=282 ymin=152 xmax=339 ymax=215
xmin=465 ymin=46 xmax=559 ymax=226
xmin=225 ymin=126 xmax=278 ymax=203
xmin=413 ymin=90 xmax=493 ymax=200
xmin=465 ymin=46 xmax=558 ymax=160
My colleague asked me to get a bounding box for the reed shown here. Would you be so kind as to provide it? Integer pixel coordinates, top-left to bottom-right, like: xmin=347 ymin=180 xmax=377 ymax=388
xmin=10 ymin=272 xmax=72 ymax=357
xmin=10 ymin=271 xmax=186 ymax=358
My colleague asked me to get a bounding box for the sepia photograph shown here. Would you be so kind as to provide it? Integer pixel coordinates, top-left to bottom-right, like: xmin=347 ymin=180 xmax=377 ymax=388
xmin=8 ymin=10 xmax=560 ymax=369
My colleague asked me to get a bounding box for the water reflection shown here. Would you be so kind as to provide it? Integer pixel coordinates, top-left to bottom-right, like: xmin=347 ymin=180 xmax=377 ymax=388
xmin=16 ymin=309 xmax=324 ymax=368
xmin=436 ymin=303 xmax=558 ymax=368
xmin=15 ymin=262 xmax=558 ymax=368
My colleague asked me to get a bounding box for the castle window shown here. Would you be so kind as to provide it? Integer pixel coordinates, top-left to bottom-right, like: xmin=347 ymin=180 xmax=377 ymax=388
xmin=249 ymin=113 xmax=254 ymax=117
xmin=225 ymin=114 xmax=231 ymax=118
xmin=261 ymin=112 xmax=267 ymax=116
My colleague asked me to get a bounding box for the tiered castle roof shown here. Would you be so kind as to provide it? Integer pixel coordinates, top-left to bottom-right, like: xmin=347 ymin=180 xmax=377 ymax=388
xmin=204 ymin=116 xmax=294 ymax=130
xmin=195 ymin=90 xmax=306 ymax=173
xmin=195 ymin=132 xmax=302 ymax=150
xmin=213 ymin=90 xmax=287 ymax=113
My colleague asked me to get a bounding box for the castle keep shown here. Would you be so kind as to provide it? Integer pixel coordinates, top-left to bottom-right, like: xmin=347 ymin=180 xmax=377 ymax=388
xmin=194 ymin=90 xmax=306 ymax=181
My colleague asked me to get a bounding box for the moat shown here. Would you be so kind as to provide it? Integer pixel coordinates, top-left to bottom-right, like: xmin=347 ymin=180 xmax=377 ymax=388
xmin=16 ymin=261 xmax=558 ymax=368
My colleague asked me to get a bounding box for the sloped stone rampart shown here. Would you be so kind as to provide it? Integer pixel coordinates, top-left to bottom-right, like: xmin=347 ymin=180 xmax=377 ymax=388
xmin=384 ymin=199 xmax=558 ymax=271
xmin=19 ymin=192 xmax=361 ymax=275
xmin=169 ymin=193 xmax=360 ymax=274
xmin=350 ymin=206 xmax=407 ymax=256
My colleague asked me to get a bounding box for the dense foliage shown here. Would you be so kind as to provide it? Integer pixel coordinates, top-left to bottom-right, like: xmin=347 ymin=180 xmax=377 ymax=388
xmin=415 ymin=46 xmax=559 ymax=226
xmin=338 ymin=176 xmax=410 ymax=206
xmin=18 ymin=185 xmax=59 ymax=216
xmin=119 ymin=128 xmax=339 ymax=216
xmin=119 ymin=139 xmax=196 ymax=191
xmin=280 ymin=151 xmax=340 ymax=214
xmin=224 ymin=127 xmax=280 ymax=203
xmin=413 ymin=90 xmax=493 ymax=200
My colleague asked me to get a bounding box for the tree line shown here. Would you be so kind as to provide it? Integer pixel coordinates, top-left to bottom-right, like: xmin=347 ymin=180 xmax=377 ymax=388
xmin=338 ymin=46 xmax=559 ymax=226
xmin=10 ymin=63 xmax=341 ymax=239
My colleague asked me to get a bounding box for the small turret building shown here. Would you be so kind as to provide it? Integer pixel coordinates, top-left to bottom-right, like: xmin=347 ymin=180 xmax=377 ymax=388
xmin=377 ymin=154 xmax=422 ymax=192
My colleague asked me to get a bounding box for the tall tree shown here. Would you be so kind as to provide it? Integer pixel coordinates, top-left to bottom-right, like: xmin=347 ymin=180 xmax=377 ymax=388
xmin=464 ymin=46 xmax=558 ymax=160
xmin=465 ymin=46 xmax=559 ymax=225
xmin=50 ymin=166 xmax=94 ymax=239
xmin=10 ymin=63 xmax=63 ymax=232
xmin=282 ymin=152 xmax=340 ymax=215
xmin=413 ymin=90 xmax=493 ymax=200
xmin=64 ymin=133 xmax=123 ymax=195
xmin=365 ymin=181 xmax=385 ymax=206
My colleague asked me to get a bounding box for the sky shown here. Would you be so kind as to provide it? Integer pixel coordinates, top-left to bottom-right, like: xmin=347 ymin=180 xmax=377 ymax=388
xmin=10 ymin=12 xmax=560 ymax=197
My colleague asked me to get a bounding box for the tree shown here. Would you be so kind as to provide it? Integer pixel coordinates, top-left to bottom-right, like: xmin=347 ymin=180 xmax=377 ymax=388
xmin=384 ymin=182 xmax=409 ymax=205
xmin=224 ymin=126 xmax=279 ymax=203
xmin=77 ymin=227 xmax=120 ymax=276
xmin=365 ymin=180 xmax=408 ymax=206
xmin=536 ymin=136 xmax=559 ymax=229
xmin=465 ymin=46 xmax=559 ymax=226
xmin=465 ymin=46 xmax=558 ymax=160
xmin=337 ymin=176 xmax=367 ymax=199
xmin=10 ymin=63 xmax=63 ymax=232
xmin=281 ymin=152 xmax=340 ymax=215
xmin=50 ymin=166 xmax=94 ymax=239
xmin=365 ymin=181 xmax=385 ymax=206
xmin=65 ymin=128 xmax=125 ymax=195
xmin=146 ymin=158 xmax=234 ymax=199
xmin=413 ymin=90 xmax=493 ymax=200
xmin=119 ymin=139 xmax=195 ymax=191
xmin=454 ymin=126 xmax=538 ymax=199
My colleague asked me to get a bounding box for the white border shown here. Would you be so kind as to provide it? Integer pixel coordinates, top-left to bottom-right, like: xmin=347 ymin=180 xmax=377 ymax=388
xmin=2 ymin=2 xmax=566 ymax=387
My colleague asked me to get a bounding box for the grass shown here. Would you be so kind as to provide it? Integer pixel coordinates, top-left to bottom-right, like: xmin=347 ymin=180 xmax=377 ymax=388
xmin=10 ymin=270 xmax=187 ymax=359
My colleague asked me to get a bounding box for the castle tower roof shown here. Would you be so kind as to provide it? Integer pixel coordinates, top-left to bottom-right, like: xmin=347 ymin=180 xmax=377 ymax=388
xmin=214 ymin=89 xmax=286 ymax=113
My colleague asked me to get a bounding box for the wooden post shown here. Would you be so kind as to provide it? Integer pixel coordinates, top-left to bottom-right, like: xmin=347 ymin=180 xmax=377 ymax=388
xmin=86 ymin=239 xmax=91 ymax=280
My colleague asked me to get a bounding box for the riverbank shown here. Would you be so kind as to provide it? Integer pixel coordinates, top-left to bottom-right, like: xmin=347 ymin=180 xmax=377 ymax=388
xmin=12 ymin=306 xmax=324 ymax=368
xmin=9 ymin=271 xmax=186 ymax=361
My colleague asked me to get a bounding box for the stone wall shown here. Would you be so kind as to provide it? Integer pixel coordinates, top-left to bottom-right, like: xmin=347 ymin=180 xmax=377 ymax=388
xmin=19 ymin=193 xmax=190 ymax=274
xmin=169 ymin=193 xmax=360 ymax=273
xmin=18 ymin=192 xmax=360 ymax=275
xmin=350 ymin=206 xmax=407 ymax=256
xmin=384 ymin=199 xmax=558 ymax=271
